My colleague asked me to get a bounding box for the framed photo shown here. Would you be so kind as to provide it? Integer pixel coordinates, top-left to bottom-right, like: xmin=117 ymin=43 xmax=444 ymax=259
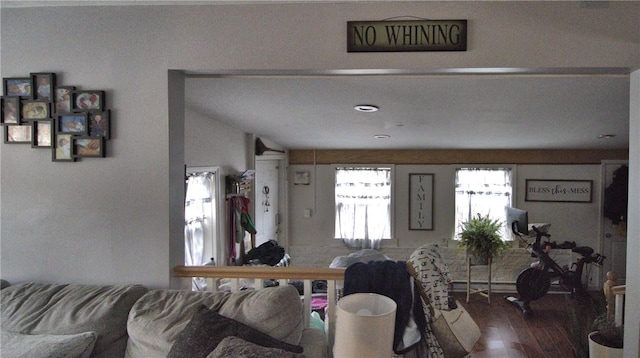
xmin=21 ymin=100 xmax=51 ymax=121
xmin=32 ymin=120 xmax=53 ymax=148
xmin=30 ymin=72 xmax=56 ymax=101
xmin=525 ymin=179 xmax=593 ymax=203
xmin=88 ymin=110 xmax=110 ymax=138
xmin=409 ymin=173 xmax=434 ymax=230
xmin=4 ymin=124 xmax=32 ymax=143
xmin=3 ymin=77 xmax=32 ymax=98
xmin=52 ymin=133 xmax=75 ymax=162
xmin=293 ymin=171 xmax=310 ymax=185
xmin=54 ymin=86 xmax=75 ymax=113
xmin=1 ymin=96 xmax=22 ymax=125
xmin=73 ymin=136 xmax=105 ymax=158
xmin=56 ymin=113 xmax=88 ymax=134
xmin=72 ymin=90 xmax=104 ymax=111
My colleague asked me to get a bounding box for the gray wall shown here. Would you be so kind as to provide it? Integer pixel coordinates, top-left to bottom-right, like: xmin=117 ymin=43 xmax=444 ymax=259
xmin=0 ymin=7 xmax=638 ymax=355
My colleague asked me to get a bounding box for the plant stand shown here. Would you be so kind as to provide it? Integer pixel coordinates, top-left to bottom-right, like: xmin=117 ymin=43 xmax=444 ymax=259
xmin=466 ymin=256 xmax=491 ymax=304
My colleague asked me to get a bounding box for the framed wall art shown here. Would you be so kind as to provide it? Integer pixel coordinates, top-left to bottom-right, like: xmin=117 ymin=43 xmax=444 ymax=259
xmin=4 ymin=124 xmax=32 ymax=143
xmin=3 ymin=71 xmax=111 ymax=163
xmin=2 ymin=77 xmax=32 ymax=98
xmin=88 ymin=110 xmax=110 ymax=138
xmin=31 ymin=72 xmax=56 ymax=101
xmin=32 ymin=120 xmax=53 ymax=148
xmin=525 ymin=179 xmax=593 ymax=203
xmin=1 ymin=97 xmax=21 ymax=125
xmin=52 ymin=133 xmax=75 ymax=162
xmin=21 ymin=100 xmax=51 ymax=121
xmin=56 ymin=113 xmax=88 ymax=135
xmin=72 ymin=90 xmax=104 ymax=111
xmin=54 ymin=86 xmax=75 ymax=113
xmin=409 ymin=173 xmax=434 ymax=230
xmin=73 ymin=136 xmax=105 ymax=158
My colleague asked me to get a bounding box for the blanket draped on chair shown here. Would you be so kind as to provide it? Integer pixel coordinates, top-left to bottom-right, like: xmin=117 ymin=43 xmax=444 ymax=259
xmin=343 ymin=260 xmax=425 ymax=354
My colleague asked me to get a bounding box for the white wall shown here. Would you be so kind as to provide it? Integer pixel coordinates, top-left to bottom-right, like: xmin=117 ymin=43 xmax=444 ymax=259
xmin=1 ymin=2 xmax=638 ymax=287
xmin=288 ymin=164 xmax=601 ymax=266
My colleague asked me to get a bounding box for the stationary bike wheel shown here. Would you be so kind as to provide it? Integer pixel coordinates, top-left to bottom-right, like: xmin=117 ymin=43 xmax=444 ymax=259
xmin=516 ymin=268 xmax=550 ymax=301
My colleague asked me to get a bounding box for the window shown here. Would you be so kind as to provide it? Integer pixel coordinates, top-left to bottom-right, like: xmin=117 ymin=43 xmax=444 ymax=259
xmin=335 ymin=167 xmax=392 ymax=249
xmin=454 ymin=167 xmax=513 ymax=240
xmin=185 ymin=168 xmax=219 ymax=291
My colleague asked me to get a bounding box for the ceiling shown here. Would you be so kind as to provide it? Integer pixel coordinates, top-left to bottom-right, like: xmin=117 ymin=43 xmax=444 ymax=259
xmin=185 ymin=69 xmax=631 ymax=150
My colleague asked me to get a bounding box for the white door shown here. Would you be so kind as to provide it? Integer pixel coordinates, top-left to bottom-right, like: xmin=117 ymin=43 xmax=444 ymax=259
xmin=601 ymin=161 xmax=628 ymax=285
xmin=255 ymin=159 xmax=282 ymax=247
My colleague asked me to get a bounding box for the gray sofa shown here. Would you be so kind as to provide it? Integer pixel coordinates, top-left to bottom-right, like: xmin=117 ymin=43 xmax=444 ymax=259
xmin=0 ymin=282 xmax=327 ymax=358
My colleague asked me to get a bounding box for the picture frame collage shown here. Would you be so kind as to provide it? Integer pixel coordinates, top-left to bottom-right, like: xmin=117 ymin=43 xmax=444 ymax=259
xmin=1 ymin=72 xmax=111 ymax=162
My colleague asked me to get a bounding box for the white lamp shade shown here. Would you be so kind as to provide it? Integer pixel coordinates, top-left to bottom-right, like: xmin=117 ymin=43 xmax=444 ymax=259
xmin=333 ymin=293 xmax=397 ymax=358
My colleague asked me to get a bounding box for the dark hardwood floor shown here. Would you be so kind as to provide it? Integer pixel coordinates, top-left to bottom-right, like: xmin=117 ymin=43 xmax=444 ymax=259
xmin=451 ymin=291 xmax=601 ymax=358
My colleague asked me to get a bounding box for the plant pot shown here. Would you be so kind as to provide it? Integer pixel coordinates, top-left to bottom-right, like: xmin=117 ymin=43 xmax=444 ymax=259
xmin=588 ymin=331 xmax=623 ymax=358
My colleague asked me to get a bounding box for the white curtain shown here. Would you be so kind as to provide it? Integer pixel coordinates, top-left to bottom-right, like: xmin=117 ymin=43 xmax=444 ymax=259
xmin=185 ymin=172 xmax=213 ymax=291
xmin=454 ymin=168 xmax=512 ymax=240
xmin=335 ymin=167 xmax=391 ymax=249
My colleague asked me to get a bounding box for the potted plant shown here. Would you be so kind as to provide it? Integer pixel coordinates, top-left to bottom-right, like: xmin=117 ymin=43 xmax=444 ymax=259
xmin=458 ymin=213 xmax=510 ymax=264
xmin=589 ymin=314 xmax=623 ymax=358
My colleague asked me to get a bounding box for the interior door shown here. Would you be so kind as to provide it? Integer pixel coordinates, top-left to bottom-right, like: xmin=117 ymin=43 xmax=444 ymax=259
xmin=255 ymin=159 xmax=281 ymax=247
xmin=601 ymin=161 xmax=628 ymax=285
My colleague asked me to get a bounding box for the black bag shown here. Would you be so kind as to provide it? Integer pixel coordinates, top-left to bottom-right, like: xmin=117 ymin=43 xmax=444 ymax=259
xmin=245 ymin=240 xmax=285 ymax=266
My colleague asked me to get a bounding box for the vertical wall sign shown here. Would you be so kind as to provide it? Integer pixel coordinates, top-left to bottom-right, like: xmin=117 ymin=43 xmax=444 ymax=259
xmin=347 ymin=19 xmax=467 ymax=52
xmin=409 ymin=173 xmax=434 ymax=230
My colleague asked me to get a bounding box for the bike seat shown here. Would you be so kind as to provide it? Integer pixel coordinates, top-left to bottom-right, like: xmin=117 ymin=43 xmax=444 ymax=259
xmin=572 ymin=246 xmax=594 ymax=256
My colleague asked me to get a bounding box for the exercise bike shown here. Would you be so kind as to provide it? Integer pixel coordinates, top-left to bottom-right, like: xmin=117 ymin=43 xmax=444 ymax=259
xmin=505 ymin=223 xmax=605 ymax=316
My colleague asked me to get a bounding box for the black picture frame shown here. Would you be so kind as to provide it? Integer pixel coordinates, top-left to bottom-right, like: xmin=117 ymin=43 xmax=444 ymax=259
xmin=73 ymin=136 xmax=105 ymax=158
xmin=56 ymin=112 xmax=88 ymax=135
xmin=32 ymin=120 xmax=53 ymax=148
xmin=21 ymin=100 xmax=51 ymax=121
xmin=1 ymin=96 xmax=22 ymax=125
xmin=52 ymin=133 xmax=76 ymax=162
xmin=72 ymin=90 xmax=105 ymax=111
xmin=525 ymin=179 xmax=593 ymax=203
xmin=4 ymin=124 xmax=33 ymax=143
xmin=54 ymin=86 xmax=76 ymax=113
xmin=2 ymin=77 xmax=32 ymax=98
xmin=88 ymin=110 xmax=110 ymax=138
xmin=30 ymin=72 xmax=56 ymax=101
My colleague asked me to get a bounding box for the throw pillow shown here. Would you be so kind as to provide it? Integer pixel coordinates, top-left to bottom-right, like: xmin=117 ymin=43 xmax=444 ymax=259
xmin=167 ymin=305 xmax=303 ymax=358
xmin=0 ymin=329 xmax=96 ymax=358
xmin=206 ymin=336 xmax=306 ymax=358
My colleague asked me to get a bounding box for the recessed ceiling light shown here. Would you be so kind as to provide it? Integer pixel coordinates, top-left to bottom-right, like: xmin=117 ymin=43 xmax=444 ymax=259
xmin=354 ymin=104 xmax=379 ymax=113
xmin=598 ymin=134 xmax=616 ymax=139
xmin=373 ymin=134 xmax=390 ymax=139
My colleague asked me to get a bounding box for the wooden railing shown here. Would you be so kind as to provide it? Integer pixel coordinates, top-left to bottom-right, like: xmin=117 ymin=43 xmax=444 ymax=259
xmin=174 ymin=265 xmax=345 ymax=350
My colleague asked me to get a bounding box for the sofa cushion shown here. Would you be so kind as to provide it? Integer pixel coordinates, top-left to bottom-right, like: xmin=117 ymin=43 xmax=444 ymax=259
xmin=0 ymin=329 xmax=96 ymax=358
xmin=206 ymin=336 xmax=307 ymax=358
xmin=167 ymin=305 xmax=302 ymax=358
xmin=0 ymin=282 xmax=148 ymax=358
xmin=125 ymin=285 xmax=304 ymax=358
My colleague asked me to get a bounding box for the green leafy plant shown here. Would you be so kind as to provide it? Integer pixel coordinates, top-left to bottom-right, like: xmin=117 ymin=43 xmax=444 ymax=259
xmin=458 ymin=213 xmax=510 ymax=260
xmin=591 ymin=313 xmax=624 ymax=349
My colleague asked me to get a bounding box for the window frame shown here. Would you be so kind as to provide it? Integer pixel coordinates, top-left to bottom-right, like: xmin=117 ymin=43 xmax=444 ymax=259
xmin=453 ymin=165 xmax=517 ymax=241
xmin=332 ymin=164 xmax=396 ymax=245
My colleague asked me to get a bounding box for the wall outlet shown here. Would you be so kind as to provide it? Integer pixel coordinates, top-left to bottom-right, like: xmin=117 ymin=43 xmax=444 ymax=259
xmin=303 ymin=209 xmax=312 ymax=218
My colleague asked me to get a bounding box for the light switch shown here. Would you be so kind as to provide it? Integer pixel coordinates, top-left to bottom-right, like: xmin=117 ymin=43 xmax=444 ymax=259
xmin=304 ymin=209 xmax=312 ymax=218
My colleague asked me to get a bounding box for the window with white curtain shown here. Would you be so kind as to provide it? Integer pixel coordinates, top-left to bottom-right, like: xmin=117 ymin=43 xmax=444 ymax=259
xmin=454 ymin=167 xmax=513 ymax=241
xmin=185 ymin=170 xmax=217 ymax=291
xmin=334 ymin=167 xmax=392 ymax=249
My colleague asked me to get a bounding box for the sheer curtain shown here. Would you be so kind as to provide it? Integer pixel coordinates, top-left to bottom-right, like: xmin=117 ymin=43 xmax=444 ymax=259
xmin=454 ymin=168 xmax=512 ymax=240
xmin=335 ymin=167 xmax=391 ymax=249
xmin=185 ymin=172 xmax=213 ymax=291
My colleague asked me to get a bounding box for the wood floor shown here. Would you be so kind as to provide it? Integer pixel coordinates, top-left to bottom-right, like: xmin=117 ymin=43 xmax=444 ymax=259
xmin=451 ymin=291 xmax=600 ymax=358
